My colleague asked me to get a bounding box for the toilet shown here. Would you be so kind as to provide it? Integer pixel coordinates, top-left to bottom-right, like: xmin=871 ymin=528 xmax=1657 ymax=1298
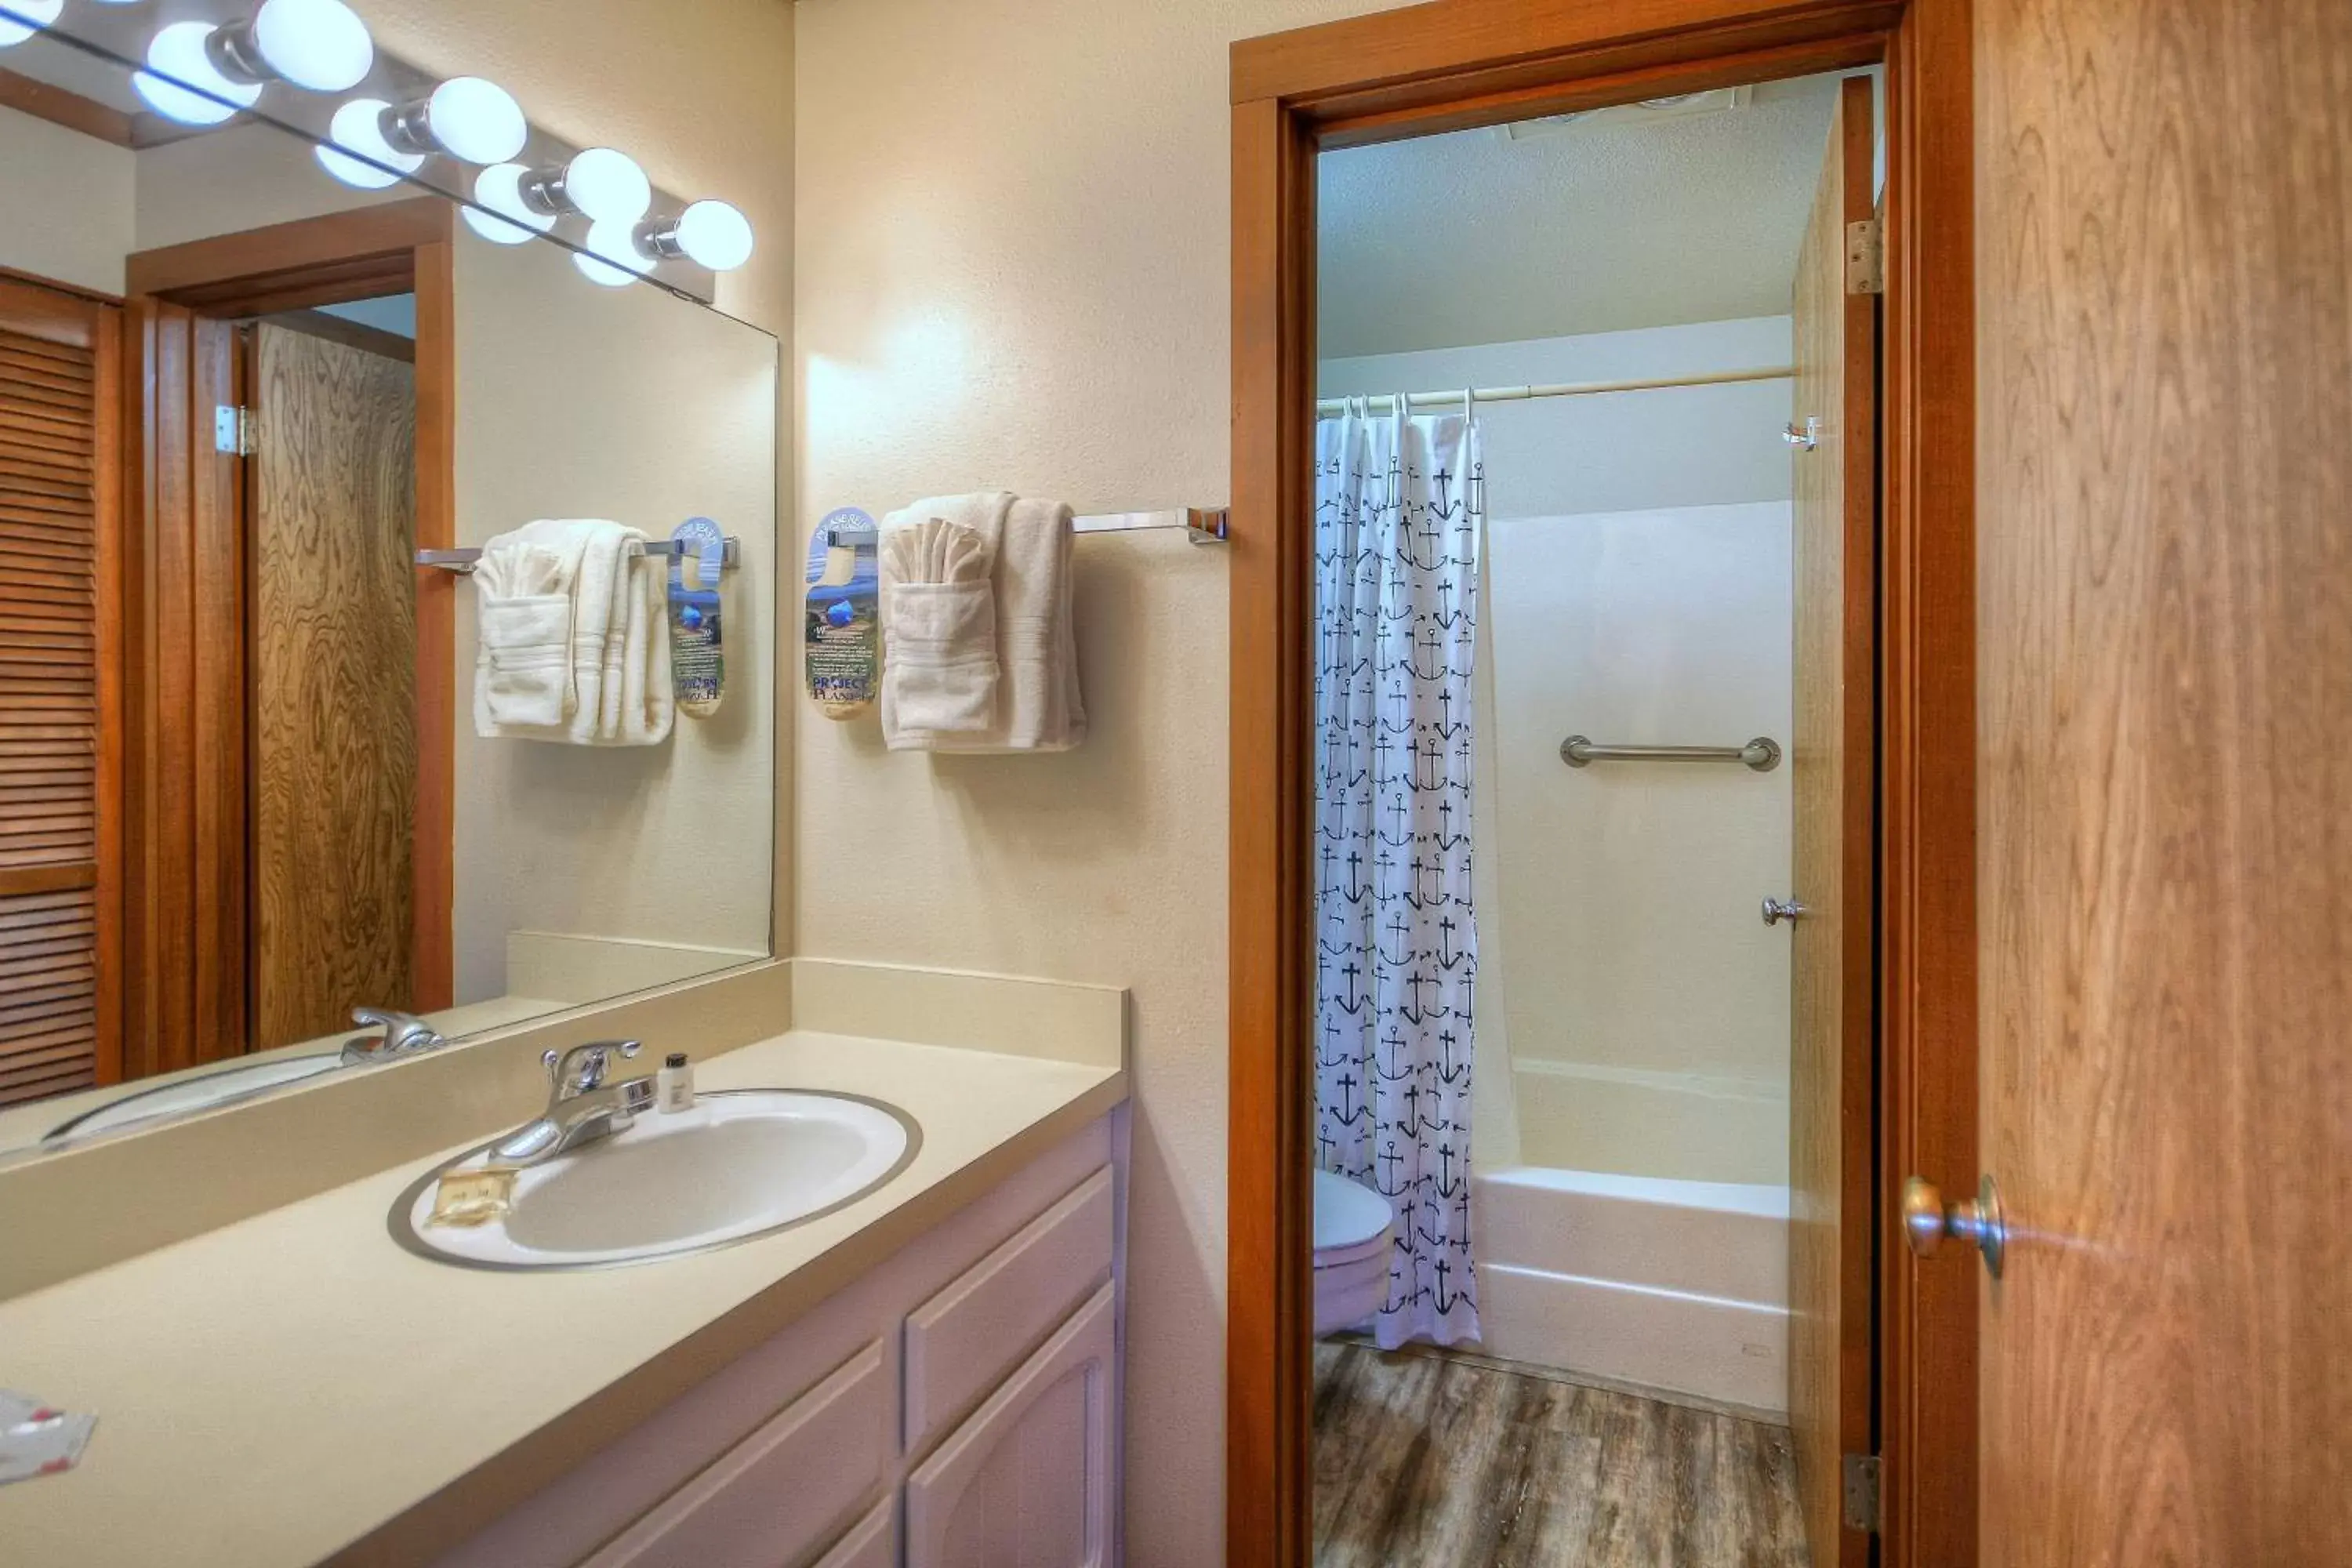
xmin=1312 ymin=1170 xmax=1396 ymax=1337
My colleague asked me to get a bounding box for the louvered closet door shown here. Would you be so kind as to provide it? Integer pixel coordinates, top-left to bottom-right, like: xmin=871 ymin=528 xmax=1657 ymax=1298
xmin=0 ymin=278 xmax=118 ymax=1108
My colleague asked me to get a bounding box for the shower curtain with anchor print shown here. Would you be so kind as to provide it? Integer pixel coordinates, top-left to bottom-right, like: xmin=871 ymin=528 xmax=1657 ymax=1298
xmin=1313 ymin=394 xmax=1483 ymax=1349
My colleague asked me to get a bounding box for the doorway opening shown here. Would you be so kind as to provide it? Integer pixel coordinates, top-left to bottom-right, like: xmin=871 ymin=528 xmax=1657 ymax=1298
xmin=1226 ymin=6 xmax=1977 ymax=1568
xmin=115 ymin=200 xmax=458 ymax=1080
xmin=1306 ymin=67 xmax=1874 ymax=1565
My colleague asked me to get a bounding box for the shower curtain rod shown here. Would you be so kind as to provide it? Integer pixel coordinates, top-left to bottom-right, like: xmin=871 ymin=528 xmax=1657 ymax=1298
xmin=1314 ymin=364 xmax=1793 ymax=417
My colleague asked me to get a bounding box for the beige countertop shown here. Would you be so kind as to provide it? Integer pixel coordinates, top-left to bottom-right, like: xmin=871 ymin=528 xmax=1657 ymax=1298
xmin=0 ymin=1027 xmax=1125 ymax=1567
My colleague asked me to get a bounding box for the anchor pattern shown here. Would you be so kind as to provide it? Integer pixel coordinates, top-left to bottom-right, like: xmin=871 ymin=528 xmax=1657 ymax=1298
xmin=1312 ymin=399 xmax=1483 ymax=1350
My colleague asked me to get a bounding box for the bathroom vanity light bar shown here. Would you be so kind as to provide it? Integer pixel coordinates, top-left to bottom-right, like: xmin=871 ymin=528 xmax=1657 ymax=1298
xmin=10 ymin=0 xmax=751 ymax=303
xmin=416 ymin=539 xmax=742 ymax=575
xmin=822 ymin=507 xmax=1232 ymax=550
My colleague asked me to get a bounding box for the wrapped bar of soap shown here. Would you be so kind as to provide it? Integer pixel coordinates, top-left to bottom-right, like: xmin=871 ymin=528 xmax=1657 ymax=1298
xmin=426 ymin=1165 xmax=517 ymax=1229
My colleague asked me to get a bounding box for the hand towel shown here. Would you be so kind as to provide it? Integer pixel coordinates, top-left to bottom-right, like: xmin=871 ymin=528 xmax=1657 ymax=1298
xmin=880 ymin=495 xmax=1085 ymax=753
xmin=473 ymin=519 xmax=674 ymax=746
xmin=880 ymin=493 xmax=1008 ymax=742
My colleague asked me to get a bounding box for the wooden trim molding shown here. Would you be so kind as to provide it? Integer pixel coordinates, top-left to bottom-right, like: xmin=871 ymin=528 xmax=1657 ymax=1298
xmin=1878 ymin=2 xmax=1976 ymax=1563
xmin=125 ymin=199 xmax=451 ymax=310
xmin=0 ymin=64 xmax=136 ymax=147
xmin=1225 ymin=5 xmax=1977 ymax=1566
xmin=408 ymin=238 xmax=456 ymax=1014
xmin=1226 ymin=92 xmax=1320 ymax=1568
xmin=1232 ymin=0 xmax=1903 ymax=114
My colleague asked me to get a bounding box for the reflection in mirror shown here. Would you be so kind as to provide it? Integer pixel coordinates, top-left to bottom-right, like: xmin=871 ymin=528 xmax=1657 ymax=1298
xmin=0 ymin=27 xmax=775 ymax=1158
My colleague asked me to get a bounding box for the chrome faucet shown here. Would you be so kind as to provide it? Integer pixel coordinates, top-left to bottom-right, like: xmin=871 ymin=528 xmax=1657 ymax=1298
xmin=488 ymin=1040 xmax=655 ymax=1167
xmin=342 ymin=1007 xmax=450 ymax=1065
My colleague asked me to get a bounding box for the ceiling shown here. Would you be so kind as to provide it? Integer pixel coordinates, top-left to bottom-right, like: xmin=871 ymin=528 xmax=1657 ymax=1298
xmin=1317 ymin=74 xmax=1847 ymax=360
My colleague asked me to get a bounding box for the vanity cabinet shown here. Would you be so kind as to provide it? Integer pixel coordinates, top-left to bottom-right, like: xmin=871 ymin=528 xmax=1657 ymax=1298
xmin=437 ymin=1116 xmax=1122 ymax=1568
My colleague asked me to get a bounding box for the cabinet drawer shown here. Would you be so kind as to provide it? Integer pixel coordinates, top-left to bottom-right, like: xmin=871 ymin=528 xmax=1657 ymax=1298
xmin=904 ymin=1165 xmax=1112 ymax=1448
xmin=586 ymin=1341 xmax=890 ymax=1568
xmin=906 ymin=1282 xmax=1116 ymax=1568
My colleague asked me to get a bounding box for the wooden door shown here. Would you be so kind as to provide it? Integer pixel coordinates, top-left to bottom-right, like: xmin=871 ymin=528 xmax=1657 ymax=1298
xmin=248 ymin=319 xmax=416 ymax=1051
xmin=1787 ymin=72 xmax=1877 ymax=1568
xmin=1976 ymin=2 xmax=2352 ymax=1563
xmin=0 ymin=275 xmax=118 ymax=1107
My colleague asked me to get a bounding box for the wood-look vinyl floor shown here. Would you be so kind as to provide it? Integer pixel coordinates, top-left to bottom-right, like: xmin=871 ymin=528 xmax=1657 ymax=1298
xmin=1313 ymin=1342 xmax=1810 ymax=1568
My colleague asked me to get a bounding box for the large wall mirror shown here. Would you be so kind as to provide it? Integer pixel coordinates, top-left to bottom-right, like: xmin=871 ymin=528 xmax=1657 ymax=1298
xmin=0 ymin=13 xmax=777 ymax=1160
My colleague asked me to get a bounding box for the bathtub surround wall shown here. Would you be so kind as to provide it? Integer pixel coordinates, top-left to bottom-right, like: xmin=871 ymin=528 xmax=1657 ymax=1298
xmin=793 ymin=0 xmax=1411 ymax=1559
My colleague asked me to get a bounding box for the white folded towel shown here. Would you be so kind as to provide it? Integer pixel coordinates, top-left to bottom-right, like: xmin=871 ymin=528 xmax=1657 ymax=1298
xmin=880 ymin=493 xmax=1007 ymax=739
xmin=880 ymin=493 xmax=1085 ymax=753
xmin=473 ymin=519 xmax=673 ymax=746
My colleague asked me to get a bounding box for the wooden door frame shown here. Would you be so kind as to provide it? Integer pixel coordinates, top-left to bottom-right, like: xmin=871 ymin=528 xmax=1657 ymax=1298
xmin=1225 ymin=4 xmax=1977 ymax=1566
xmin=119 ymin=198 xmax=456 ymax=1073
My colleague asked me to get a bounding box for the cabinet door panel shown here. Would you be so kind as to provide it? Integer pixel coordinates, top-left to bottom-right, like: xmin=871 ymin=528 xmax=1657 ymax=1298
xmin=588 ymin=1341 xmax=890 ymax=1568
xmin=906 ymin=1283 xmax=1115 ymax=1568
xmin=906 ymin=1166 xmax=1113 ymax=1449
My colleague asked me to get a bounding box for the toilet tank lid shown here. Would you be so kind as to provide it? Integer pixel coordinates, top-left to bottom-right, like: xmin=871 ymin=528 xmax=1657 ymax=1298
xmin=1313 ymin=1169 xmax=1396 ymax=1250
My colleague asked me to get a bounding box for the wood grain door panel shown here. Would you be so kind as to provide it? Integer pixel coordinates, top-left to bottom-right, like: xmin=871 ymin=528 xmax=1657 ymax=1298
xmin=249 ymin=320 xmax=417 ymax=1050
xmin=1787 ymin=72 xmax=1878 ymax=1568
xmin=1977 ymin=0 xmax=2352 ymax=1562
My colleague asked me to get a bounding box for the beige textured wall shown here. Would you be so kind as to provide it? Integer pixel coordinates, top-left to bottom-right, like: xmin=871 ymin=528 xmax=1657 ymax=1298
xmin=0 ymin=105 xmax=134 ymax=293
xmin=793 ymin=0 xmax=1406 ymax=1558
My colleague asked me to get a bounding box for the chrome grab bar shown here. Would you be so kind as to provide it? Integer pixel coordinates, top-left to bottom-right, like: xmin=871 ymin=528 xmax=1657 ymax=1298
xmin=1558 ymin=735 xmax=1781 ymax=773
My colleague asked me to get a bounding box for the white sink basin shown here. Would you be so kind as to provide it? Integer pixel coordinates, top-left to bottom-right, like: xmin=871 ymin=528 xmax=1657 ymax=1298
xmin=45 ymin=1053 xmax=345 ymax=1147
xmin=394 ymin=1090 xmax=919 ymax=1269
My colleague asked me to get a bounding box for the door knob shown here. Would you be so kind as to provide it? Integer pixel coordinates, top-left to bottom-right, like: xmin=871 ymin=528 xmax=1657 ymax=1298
xmin=1900 ymin=1174 xmax=2005 ymax=1279
xmin=1762 ymin=897 xmax=1807 ymax=926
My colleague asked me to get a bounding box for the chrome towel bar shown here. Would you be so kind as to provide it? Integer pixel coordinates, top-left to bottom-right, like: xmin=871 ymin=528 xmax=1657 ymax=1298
xmin=1559 ymin=735 xmax=1782 ymax=773
xmin=416 ymin=538 xmax=740 ymax=575
xmin=821 ymin=506 xmax=1229 ymax=549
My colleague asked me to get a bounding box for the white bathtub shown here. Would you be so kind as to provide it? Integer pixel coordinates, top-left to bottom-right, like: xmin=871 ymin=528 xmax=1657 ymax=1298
xmin=1472 ymin=1164 xmax=1789 ymax=1417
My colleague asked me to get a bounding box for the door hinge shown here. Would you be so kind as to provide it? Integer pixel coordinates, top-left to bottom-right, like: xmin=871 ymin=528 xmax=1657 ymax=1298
xmin=1842 ymin=1452 xmax=1882 ymax=1533
xmin=1846 ymin=218 xmax=1885 ymax=296
xmin=213 ymin=405 xmax=256 ymax=456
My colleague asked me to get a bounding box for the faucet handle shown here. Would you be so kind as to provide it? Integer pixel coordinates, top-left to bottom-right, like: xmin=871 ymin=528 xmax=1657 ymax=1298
xmin=543 ymin=1040 xmax=644 ymax=1093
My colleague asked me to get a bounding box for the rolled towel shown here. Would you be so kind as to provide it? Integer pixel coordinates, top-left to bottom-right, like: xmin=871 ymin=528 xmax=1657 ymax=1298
xmin=880 ymin=493 xmax=1010 ymax=746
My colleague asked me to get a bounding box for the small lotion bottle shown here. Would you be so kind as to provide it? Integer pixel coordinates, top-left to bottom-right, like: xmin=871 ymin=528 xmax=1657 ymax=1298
xmin=657 ymin=1051 xmax=695 ymax=1112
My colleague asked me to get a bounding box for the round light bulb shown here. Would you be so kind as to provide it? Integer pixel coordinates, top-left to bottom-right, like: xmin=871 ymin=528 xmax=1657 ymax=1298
xmin=573 ymin=221 xmax=650 ymax=288
xmin=135 ymin=22 xmax=263 ymax=126
xmin=463 ymin=163 xmax=556 ymax=245
xmin=674 ymin=200 xmax=754 ymax=271
xmin=0 ymin=0 xmax=64 ymax=50
xmin=564 ymin=148 xmax=651 ymax=224
xmin=250 ymin=0 xmax=372 ymax=93
xmin=423 ymin=76 xmax=525 ymax=165
xmin=315 ymin=97 xmax=421 ymax=189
